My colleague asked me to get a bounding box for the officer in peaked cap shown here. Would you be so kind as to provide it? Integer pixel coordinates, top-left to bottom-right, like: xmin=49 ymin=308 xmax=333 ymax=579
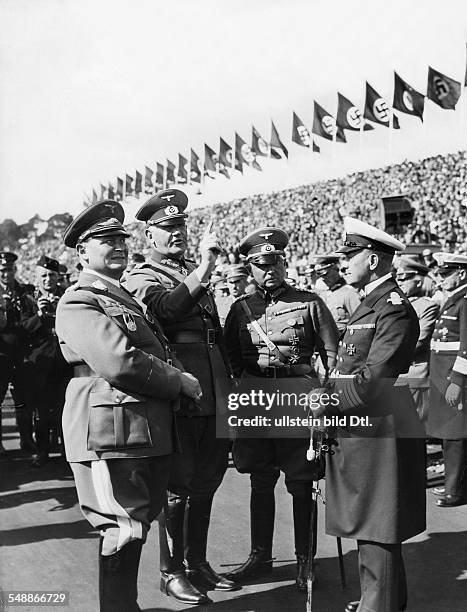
xmin=309 ymin=217 xmax=425 ymax=612
xmin=311 ymin=254 xmax=360 ymax=333
xmin=123 ymin=189 xmax=235 ymax=604
xmin=56 ymin=200 xmax=202 ymax=611
xmin=396 ymin=258 xmax=440 ymax=424
xmin=0 ymin=251 xmax=37 ymax=455
xmin=428 ymin=252 xmax=467 ymax=508
xmin=63 ymin=199 xmax=129 ymax=248
xmin=226 ymin=264 xmax=250 ymax=299
xmin=224 ymin=227 xmax=338 ymax=591
xmin=22 ymin=254 xmax=71 ymax=467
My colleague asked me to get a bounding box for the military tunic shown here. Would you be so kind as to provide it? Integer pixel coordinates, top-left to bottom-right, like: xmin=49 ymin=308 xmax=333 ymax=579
xmin=428 ymin=284 xmax=467 ymax=439
xmin=325 ymin=278 xmax=426 ymax=544
xmin=319 ymin=278 xmax=361 ymax=333
xmin=56 ymin=271 xmax=183 ymax=555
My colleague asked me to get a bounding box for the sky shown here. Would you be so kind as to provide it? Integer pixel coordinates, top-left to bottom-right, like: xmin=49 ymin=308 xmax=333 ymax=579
xmin=1 ymin=0 xmax=467 ymax=224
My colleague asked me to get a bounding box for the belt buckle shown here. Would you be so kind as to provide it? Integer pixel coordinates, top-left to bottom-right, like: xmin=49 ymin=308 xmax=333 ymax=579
xmin=207 ymin=329 xmax=216 ymax=346
xmin=264 ymin=366 xmax=277 ymax=378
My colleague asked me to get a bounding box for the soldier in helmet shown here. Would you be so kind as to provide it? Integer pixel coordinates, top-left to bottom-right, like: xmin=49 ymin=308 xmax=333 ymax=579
xmin=223 ymin=227 xmax=338 ymax=591
xmin=123 ymin=189 xmax=235 ymax=605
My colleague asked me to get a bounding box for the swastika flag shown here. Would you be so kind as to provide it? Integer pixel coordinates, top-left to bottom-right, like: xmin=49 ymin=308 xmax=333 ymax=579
xmin=364 ymin=82 xmax=400 ymax=128
xmin=166 ymin=160 xmax=176 ymax=186
xmin=427 ymin=66 xmax=461 ymax=110
xmin=292 ymin=111 xmax=311 ymax=147
xmin=393 ymin=73 xmax=425 ymax=120
xmin=312 ymin=101 xmax=346 ymax=142
xmin=155 ymin=163 xmax=164 ymax=187
xmin=144 ymin=166 xmax=154 ymax=193
xmin=204 ymin=144 xmax=217 ymax=178
xmin=336 ymin=93 xmax=374 ymax=131
xmin=218 ymin=138 xmax=232 ymax=178
xmin=270 ymin=121 xmax=288 ymax=159
xmin=177 ymin=155 xmax=188 ymax=184
xmin=190 ymin=150 xmax=201 ymax=183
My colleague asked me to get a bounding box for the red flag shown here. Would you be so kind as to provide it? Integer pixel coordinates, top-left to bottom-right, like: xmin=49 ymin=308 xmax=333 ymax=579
xmin=155 ymin=163 xmax=164 ymax=188
xmin=312 ymin=101 xmax=347 ymax=142
xmin=251 ymin=126 xmax=269 ymax=157
xmin=190 ymin=149 xmax=201 ymax=183
xmin=336 ymin=93 xmax=374 ymax=131
xmin=166 ymin=160 xmax=176 ymax=186
xmin=292 ymin=112 xmax=311 ymax=147
xmin=218 ymin=138 xmax=232 ymax=178
xmin=177 ymin=155 xmax=188 ymax=184
xmin=135 ymin=171 xmax=142 ymax=196
xmin=427 ymin=66 xmax=461 ymax=110
xmin=116 ymin=177 xmax=123 ymax=201
xmin=393 ymin=72 xmax=425 ymax=121
xmin=125 ymin=174 xmax=134 ymax=196
xmin=144 ymin=166 xmax=154 ymax=193
xmin=364 ymin=83 xmax=400 ymax=128
xmin=204 ymin=144 xmax=217 ymax=178
xmin=270 ymin=121 xmax=288 ymax=159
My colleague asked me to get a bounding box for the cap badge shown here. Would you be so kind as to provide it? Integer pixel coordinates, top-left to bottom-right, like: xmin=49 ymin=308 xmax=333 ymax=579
xmin=259 ymin=232 xmax=273 ymax=240
xmin=387 ymin=292 xmax=403 ymax=305
xmin=164 ymin=205 xmax=179 ymax=215
xmin=346 ymin=343 xmax=356 ymax=355
xmin=261 ymin=244 xmax=274 ymax=253
xmin=161 ymin=194 xmax=175 ymax=202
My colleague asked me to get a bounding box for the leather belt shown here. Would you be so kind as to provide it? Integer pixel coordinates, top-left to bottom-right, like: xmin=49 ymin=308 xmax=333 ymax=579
xmin=431 ymin=340 xmax=460 ymax=352
xmin=170 ymin=330 xmax=218 ymax=345
xmin=73 ymin=364 xmax=99 ymax=378
xmin=246 ymin=364 xmax=313 ymax=378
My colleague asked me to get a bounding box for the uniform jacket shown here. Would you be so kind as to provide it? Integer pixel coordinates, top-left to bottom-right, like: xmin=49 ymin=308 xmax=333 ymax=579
xmin=325 ymin=278 xmax=426 ymax=544
xmin=428 ymin=284 xmax=467 ymax=439
xmin=123 ymin=253 xmax=231 ymax=417
xmin=398 ymin=295 xmax=439 ymax=387
xmin=319 ymin=279 xmax=361 ymax=333
xmin=0 ymin=280 xmax=36 ymax=360
xmin=56 ymin=271 xmax=183 ymax=462
xmin=224 ymin=283 xmax=338 ymax=377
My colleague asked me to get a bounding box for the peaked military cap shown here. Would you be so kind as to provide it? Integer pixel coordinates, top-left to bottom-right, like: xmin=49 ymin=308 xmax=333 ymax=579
xmin=136 ymin=189 xmax=189 ymax=226
xmin=239 ymin=227 xmax=289 ymax=264
xmin=36 ymin=255 xmax=60 ymax=273
xmin=433 ymin=252 xmax=467 ymax=270
xmin=226 ymin=264 xmax=249 ymax=280
xmin=0 ymin=251 xmax=18 ymax=266
xmin=64 ymin=200 xmax=129 ymax=248
xmin=210 ymin=269 xmax=226 ymax=285
xmin=311 ymin=254 xmax=340 ymax=273
xmin=396 ymin=257 xmax=429 ymax=277
xmin=337 ymin=217 xmax=405 ymax=255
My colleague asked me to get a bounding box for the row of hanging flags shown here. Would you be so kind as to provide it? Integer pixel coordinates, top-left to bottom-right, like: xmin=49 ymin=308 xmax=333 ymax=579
xmin=86 ymin=62 xmax=467 ymax=205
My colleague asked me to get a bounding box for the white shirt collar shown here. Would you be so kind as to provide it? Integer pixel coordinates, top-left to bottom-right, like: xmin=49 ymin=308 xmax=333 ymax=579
xmin=83 ymin=268 xmax=121 ymax=288
xmin=360 ymin=272 xmax=393 ymax=298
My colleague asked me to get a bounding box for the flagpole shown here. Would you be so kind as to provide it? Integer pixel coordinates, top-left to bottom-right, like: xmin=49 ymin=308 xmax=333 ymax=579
xmin=388 ymin=110 xmax=394 ymax=162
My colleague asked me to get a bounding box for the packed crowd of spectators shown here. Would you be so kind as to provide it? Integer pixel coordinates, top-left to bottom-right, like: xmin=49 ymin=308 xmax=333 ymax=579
xmin=10 ymin=150 xmax=467 ymax=284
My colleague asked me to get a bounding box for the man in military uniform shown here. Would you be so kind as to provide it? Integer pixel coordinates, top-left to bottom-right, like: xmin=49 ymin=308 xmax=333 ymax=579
xmin=223 ymin=228 xmax=338 ymax=590
xmin=427 ymin=253 xmax=467 ymax=507
xmin=0 ymin=251 xmax=36 ymax=454
xmin=309 ymin=218 xmax=426 ymax=612
xmin=22 ymin=256 xmax=71 ymax=466
xmin=215 ymin=264 xmax=250 ymax=326
xmin=123 ymin=189 xmax=235 ymax=605
xmin=311 ymin=254 xmax=361 ymax=333
xmin=56 ymin=200 xmax=202 ymax=612
xmin=396 ymin=258 xmax=440 ymax=424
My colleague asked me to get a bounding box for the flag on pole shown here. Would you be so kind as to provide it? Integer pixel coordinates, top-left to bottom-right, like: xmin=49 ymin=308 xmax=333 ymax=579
xmin=144 ymin=166 xmax=154 ymax=193
xmin=190 ymin=149 xmax=201 ymax=183
xmin=116 ymin=178 xmax=124 ymax=201
xmin=99 ymin=184 xmax=106 ymax=199
xmin=251 ymin=126 xmax=269 ymax=157
xmin=313 ymin=141 xmax=320 ymax=153
xmin=270 ymin=121 xmax=288 ymax=159
xmin=292 ymin=112 xmax=312 ymax=146
xmin=393 ymin=72 xmax=425 ymax=120
xmin=427 ymin=66 xmax=461 ymax=110
xmin=218 ymin=138 xmax=232 ymax=178
xmin=135 ymin=171 xmax=142 ymax=196
xmin=465 ymin=43 xmax=467 ymax=87
xmin=91 ymin=189 xmax=98 ymax=204
xmin=125 ymin=174 xmax=134 ymax=196
xmin=364 ymin=82 xmax=400 ymax=128
xmin=177 ymin=155 xmax=188 ymax=183
xmin=166 ymin=160 xmax=176 ymax=186
xmin=108 ymin=183 xmax=115 ymax=199
xmin=204 ymin=144 xmax=217 ymax=178
xmin=312 ymin=101 xmax=347 ymax=142
xmin=155 ymin=163 xmax=164 ymax=188
xmin=336 ymin=93 xmax=373 ymax=131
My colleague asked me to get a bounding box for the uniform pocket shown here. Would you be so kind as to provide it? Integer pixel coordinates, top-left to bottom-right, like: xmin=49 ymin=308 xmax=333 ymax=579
xmin=87 ymin=389 xmax=153 ymax=451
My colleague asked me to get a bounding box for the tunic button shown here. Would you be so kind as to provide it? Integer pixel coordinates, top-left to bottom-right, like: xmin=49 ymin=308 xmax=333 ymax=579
xmin=343 ymin=342 xmax=347 ymax=348
xmin=268 ymin=331 xmax=273 ymax=335
xmin=338 ymin=341 xmax=342 ymax=346
xmin=350 ymin=330 xmax=354 ymax=335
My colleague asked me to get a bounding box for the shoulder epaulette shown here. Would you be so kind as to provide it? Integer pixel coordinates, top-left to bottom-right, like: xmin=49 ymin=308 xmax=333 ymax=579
xmin=234 ymin=293 xmax=250 ymax=303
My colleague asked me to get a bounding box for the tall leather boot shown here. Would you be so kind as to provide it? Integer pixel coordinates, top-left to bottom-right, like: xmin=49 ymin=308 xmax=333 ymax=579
xmin=15 ymin=403 xmax=36 ymax=453
xmin=185 ymin=496 xmax=236 ymax=591
xmin=292 ymin=495 xmax=316 ymax=592
xmin=224 ymin=487 xmax=275 ymax=582
xmin=99 ymin=537 xmax=142 ymax=612
xmin=159 ymin=498 xmax=210 ymax=605
xmin=32 ymin=406 xmax=50 ymax=467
